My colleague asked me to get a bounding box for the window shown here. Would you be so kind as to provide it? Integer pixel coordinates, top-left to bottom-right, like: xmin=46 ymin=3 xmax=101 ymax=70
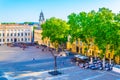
xmin=3 ymin=39 xmax=5 ymax=42
xmin=28 ymin=38 xmax=30 ymax=41
xmin=14 ymin=33 xmax=16 ymax=36
xmin=11 ymin=39 xmax=13 ymax=42
xmin=7 ymin=33 xmax=9 ymax=36
xmin=11 ymin=33 xmax=12 ymax=36
xmin=3 ymin=33 xmax=4 ymax=37
xmin=21 ymin=33 xmax=23 ymax=36
xmin=25 ymin=33 xmax=27 ymax=36
xmin=18 ymin=33 xmax=20 ymax=36
xmin=28 ymin=33 xmax=30 ymax=36
xmin=7 ymin=39 xmax=9 ymax=42
xmin=21 ymin=38 xmax=23 ymax=41
xmin=25 ymin=38 xmax=27 ymax=41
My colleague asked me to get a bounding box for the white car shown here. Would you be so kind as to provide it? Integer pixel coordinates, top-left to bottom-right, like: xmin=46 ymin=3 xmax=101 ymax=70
xmin=58 ymin=51 xmax=67 ymax=57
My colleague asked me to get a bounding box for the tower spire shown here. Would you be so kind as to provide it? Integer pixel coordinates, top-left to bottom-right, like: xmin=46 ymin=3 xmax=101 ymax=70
xmin=39 ymin=10 xmax=45 ymax=25
xmin=38 ymin=10 xmax=45 ymax=29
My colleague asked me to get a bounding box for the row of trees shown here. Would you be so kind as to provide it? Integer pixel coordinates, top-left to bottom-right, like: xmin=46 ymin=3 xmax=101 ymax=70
xmin=41 ymin=7 xmax=120 ymax=64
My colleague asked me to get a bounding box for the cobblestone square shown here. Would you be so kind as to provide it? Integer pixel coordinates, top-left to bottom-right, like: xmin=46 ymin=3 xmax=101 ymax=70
xmin=0 ymin=45 xmax=120 ymax=80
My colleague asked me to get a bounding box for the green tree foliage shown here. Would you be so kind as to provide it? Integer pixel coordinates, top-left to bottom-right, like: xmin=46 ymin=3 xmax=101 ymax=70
xmin=1 ymin=22 xmax=16 ymax=24
xmin=93 ymin=8 xmax=115 ymax=57
xmin=23 ymin=22 xmax=34 ymax=25
xmin=114 ymin=12 xmax=120 ymax=56
xmin=68 ymin=7 xmax=120 ymax=59
xmin=41 ymin=17 xmax=69 ymax=49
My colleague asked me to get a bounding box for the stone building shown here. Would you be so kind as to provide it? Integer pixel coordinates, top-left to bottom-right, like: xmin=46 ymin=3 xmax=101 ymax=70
xmin=0 ymin=24 xmax=32 ymax=44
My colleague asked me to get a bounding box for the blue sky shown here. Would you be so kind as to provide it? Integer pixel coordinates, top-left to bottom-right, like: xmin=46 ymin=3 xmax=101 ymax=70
xmin=0 ymin=0 xmax=120 ymax=22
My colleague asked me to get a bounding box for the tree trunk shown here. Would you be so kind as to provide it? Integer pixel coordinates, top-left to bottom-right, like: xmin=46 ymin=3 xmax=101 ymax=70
xmin=103 ymin=56 xmax=105 ymax=68
xmin=54 ymin=56 xmax=57 ymax=72
xmin=118 ymin=55 xmax=120 ymax=64
xmin=90 ymin=57 xmax=93 ymax=64
xmin=109 ymin=58 xmax=112 ymax=65
xmin=95 ymin=54 xmax=97 ymax=60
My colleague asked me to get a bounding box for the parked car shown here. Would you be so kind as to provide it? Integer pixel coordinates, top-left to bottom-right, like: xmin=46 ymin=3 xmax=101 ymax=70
xmin=58 ymin=51 xmax=67 ymax=57
xmin=74 ymin=54 xmax=89 ymax=61
xmin=64 ymin=50 xmax=74 ymax=56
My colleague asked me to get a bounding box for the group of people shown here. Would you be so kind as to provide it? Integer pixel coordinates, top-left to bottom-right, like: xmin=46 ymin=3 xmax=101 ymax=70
xmin=7 ymin=43 xmax=34 ymax=50
xmin=35 ymin=44 xmax=57 ymax=54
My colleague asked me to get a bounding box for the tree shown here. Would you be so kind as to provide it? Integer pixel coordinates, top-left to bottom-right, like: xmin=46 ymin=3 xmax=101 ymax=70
xmin=68 ymin=7 xmax=120 ymax=65
xmin=41 ymin=17 xmax=69 ymax=75
xmin=68 ymin=11 xmax=96 ymax=63
xmin=113 ymin=12 xmax=120 ymax=64
xmin=41 ymin=17 xmax=69 ymax=50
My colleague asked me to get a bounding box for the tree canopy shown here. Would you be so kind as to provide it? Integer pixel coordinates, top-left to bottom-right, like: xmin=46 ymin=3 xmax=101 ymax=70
xmin=68 ymin=7 xmax=120 ymax=58
xmin=41 ymin=17 xmax=69 ymax=48
xmin=41 ymin=7 xmax=120 ymax=59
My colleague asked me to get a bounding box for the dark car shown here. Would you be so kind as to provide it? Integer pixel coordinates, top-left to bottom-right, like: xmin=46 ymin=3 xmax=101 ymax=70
xmin=64 ymin=50 xmax=74 ymax=56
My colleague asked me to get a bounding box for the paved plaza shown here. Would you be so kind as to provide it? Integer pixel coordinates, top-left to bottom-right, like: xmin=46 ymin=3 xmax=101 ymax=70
xmin=0 ymin=45 xmax=120 ymax=80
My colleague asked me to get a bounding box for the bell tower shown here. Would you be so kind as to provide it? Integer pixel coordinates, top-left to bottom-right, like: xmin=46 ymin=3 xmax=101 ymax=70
xmin=39 ymin=11 xmax=45 ymax=29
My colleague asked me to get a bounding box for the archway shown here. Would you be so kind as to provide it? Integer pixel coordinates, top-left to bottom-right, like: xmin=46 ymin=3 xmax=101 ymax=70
xmin=76 ymin=46 xmax=79 ymax=53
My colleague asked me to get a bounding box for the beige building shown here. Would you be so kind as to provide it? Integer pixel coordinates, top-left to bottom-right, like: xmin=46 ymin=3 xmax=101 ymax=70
xmin=0 ymin=24 xmax=32 ymax=44
xmin=66 ymin=39 xmax=120 ymax=64
xmin=34 ymin=29 xmax=42 ymax=44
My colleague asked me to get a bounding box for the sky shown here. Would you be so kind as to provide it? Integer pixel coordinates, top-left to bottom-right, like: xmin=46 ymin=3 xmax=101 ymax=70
xmin=0 ymin=0 xmax=120 ymax=22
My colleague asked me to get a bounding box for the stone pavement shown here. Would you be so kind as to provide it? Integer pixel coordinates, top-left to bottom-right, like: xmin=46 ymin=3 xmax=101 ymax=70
xmin=0 ymin=45 xmax=120 ymax=80
xmin=1 ymin=66 xmax=120 ymax=80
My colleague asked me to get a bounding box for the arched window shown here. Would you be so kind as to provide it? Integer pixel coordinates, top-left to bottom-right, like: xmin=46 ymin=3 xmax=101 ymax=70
xmin=18 ymin=33 xmax=20 ymax=36
xmin=7 ymin=33 xmax=9 ymax=36
xmin=14 ymin=33 xmax=16 ymax=36
xmin=11 ymin=33 xmax=12 ymax=36
xmin=21 ymin=38 xmax=23 ymax=41
xmin=11 ymin=39 xmax=13 ymax=42
xmin=25 ymin=33 xmax=27 ymax=36
xmin=28 ymin=33 xmax=30 ymax=36
xmin=21 ymin=33 xmax=23 ymax=36
xmin=25 ymin=38 xmax=27 ymax=41
xmin=28 ymin=38 xmax=30 ymax=41
xmin=7 ymin=39 xmax=9 ymax=42
xmin=3 ymin=39 xmax=5 ymax=42
xmin=3 ymin=33 xmax=4 ymax=37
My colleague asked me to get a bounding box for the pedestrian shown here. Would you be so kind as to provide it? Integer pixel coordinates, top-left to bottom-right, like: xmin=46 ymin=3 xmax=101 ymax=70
xmin=33 ymin=58 xmax=35 ymax=60
xmin=63 ymin=61 xmax=64 ymax=65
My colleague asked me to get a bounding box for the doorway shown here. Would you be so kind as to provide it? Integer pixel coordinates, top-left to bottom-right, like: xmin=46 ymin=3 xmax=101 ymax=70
xmin=76 ymin=46 xmax=79 ymax=53
xmin=14 ymin=38 xmax=17 ymax=43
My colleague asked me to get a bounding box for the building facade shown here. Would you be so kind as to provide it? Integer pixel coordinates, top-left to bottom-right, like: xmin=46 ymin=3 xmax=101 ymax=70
xmin=66 ymin=40 xmax=120 ymax=64
xmin=0 ymin=24 xmax=32 ymax=44
xmin=34 ymin=29 xmax=42 ymax=44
